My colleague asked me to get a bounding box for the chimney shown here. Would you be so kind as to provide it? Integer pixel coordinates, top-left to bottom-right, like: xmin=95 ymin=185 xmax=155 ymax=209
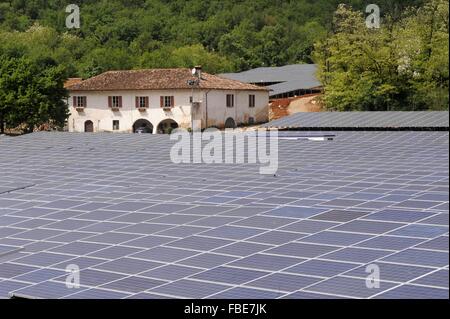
xmin=194 ymin=65 xmax=202 ymax=80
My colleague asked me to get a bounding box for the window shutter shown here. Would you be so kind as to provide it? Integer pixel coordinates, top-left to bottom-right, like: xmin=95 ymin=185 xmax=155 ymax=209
xmin=73 ymin=96 xmax=77 ymax=107
xmin=135 ymin=97 xmax=139 ymax=108
xmin=171 ymin=96 xmax=174 ymax=107
xmin=108 ymin=96 xmax=112 ymax=108
xmin=118 ymin=96 xmax=122 ymax=108
xmin=145 ymin=97 xmax=149 ymax=108
xmin=83 ymin=97 xmax=87 ymax=108
xmin=160 ymin=96 xmax=164 ymax=108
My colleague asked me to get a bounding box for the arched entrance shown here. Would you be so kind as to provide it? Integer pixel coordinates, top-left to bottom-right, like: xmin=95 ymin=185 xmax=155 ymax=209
xmin=84 ymin=120 xmax=94 ymax=133
xmin=133 ymin=119 xmax=153 ymax=133
xmin=157 ymin=119 xmax=179 ymax=134
xmin=224 ymin=117 xmax=236 ymax=129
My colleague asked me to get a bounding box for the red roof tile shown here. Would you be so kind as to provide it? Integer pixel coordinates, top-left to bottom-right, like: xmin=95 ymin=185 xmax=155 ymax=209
xmin=67 ymin=69 xmax=268 ymax=92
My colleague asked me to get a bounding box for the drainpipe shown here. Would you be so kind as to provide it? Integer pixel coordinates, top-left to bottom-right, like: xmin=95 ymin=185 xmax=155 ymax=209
xmin=205 ymin=90 xmax=211 ymax=129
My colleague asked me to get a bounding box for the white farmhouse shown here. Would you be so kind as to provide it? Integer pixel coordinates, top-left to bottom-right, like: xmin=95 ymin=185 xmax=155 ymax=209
xmin=66 ymin=67 xmax=269 ymax=133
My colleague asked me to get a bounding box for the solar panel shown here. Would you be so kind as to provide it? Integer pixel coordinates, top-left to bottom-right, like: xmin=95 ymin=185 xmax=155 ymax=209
xmin=0 ymin=131 xmax=448 ymax=299
xmin=263 ymin=111 xmax=450 ymax=129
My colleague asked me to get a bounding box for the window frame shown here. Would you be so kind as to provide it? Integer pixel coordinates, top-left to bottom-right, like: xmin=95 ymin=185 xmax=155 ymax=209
xmin=112 ymin=120 xmax=120 ymax=131
xmin=226 ymin=94 xmax=234 ymax=108
xmin=112 ymin=96 xmax=121 ymax=108
xmin=249 ymin=94 xmax=256 ymax=108
xmin=161 ymin=96 xmax=174 ymax=108
xmin=74 ymin=96 xmax=86 ymax=108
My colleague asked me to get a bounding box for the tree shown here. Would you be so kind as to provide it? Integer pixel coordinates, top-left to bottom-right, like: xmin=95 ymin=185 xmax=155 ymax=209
xmin=0 ymin=54 xmax=69 ymax=133
xmin=313 ymin=1 xmax=449 ymax=111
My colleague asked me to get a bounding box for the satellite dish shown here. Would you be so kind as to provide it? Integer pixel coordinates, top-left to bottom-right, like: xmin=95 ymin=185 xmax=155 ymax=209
xmin=191 ymin=68 xmax=196 ymax=76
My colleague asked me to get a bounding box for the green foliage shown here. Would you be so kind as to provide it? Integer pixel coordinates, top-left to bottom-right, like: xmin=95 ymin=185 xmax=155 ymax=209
xmin=0 ymin=54 xmax=69 ymax=133
xmin=0 ymin=0 xmax=372 ymax=76
xmin=314 ymin=0 xmax=449 ymax=111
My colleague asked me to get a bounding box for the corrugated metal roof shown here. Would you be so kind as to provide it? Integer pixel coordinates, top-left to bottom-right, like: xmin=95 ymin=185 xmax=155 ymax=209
xmin=262 ymin=111 xmax=450 ymax=129
xmin=220 ymin=64 xmax=321 ymax=96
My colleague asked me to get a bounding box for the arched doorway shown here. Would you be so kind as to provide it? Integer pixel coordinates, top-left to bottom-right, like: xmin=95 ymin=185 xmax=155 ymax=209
xmin=84 ymin=120 xmax=94 ymax=133
xmin=157 ymin=119 xmax=179 ymax=134
xmin=133 ymin=119 xmax=153 ymax=134
xmin=224 ymin=117 xmax=236 ymax=129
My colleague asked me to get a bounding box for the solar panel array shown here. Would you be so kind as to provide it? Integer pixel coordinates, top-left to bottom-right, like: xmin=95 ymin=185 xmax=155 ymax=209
xmin=263 ymin=111 xmax=450 ymax=129
xmin=0 ymin=131 xmax=448 ymax=299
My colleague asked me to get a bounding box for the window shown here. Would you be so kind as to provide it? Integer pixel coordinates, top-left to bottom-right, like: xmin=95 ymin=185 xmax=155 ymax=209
xmin=249 ymin=95 xmax=256 ymax=108
xmin=112 ymin=96 xmax=121 ymax=108
xmin=160 ymin=96 xmax=174 ymax=108
xmin=74 ymin=96 xmax=87 ymax=108
xmin=113 ymin=120 xmax=120 ymax=130
xmin=136 ymin=96 xmax=149 ymax=108
xmin=226 ymin=94 xmax=234 ymax=108
xmin=189 ymin=96 xmax=193 ymax=103
xmin=249 ymin=117 xmax=255 ymax=125
xmin=108 ymin=96 xmax=122 ymax=108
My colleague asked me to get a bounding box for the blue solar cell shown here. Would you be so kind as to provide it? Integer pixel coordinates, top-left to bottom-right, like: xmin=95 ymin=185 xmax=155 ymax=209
xmin=412 ymin=269 xmax=449 ymax=288
xmin=13 ymin=252 xmax=74 ymax=267
xmin=388 ymin=224 xmax=449 ymax=238
xmin=101 ymin=276 xmax=167 ymax=293
xmin=54 ymin=268 xmax=125 ymax=287
xmin=322 ymin=247 xmax=391 ymax=263
xmin=280 ymin=220 xmax=339 ymax=233
xmin=248 ymin=231 xmax=306 ymax=245
xmin=299 ymin=231 xmax=371 ymax=246
xmin=93 ymin=257 xmax=163 ymax=274
xmin=50 ymin=241 xmax=109 ymax=255
xmin=213 ymin=242 xmax=273 ymax=257
xmin=65 ymin=288 xmax=130 ymax=299
xmin=381 ymin=249 xmax=449 ymax=267
xmin=374 ymin=284 xmax=449 ymax=299
xmin=211 ymin=287 xmax=283 ymax=299
xmin=192 ymin=266 xmax=268 ymax=285
xmin=283 ymin=291 xmax=346 ymax=299
xmin=200 ymin=226 xmax=265 ymax=240
xmin=167 ymin=235 xmax=233 ymax=251
xmin=416 ymin=236 xmax=449 ymax=251
xmin=179 ymin=253 xmax=237 ymax=268
xmin=247 ymin=273 xmax=320 ymax=292
xmin=331 ymin=220 xmax=404 ymax=234
xmin=0 ymin=280 xmax=30 ymax=299
xmin=363 ymin=209 xmax=435 ymax=223
xmin=264 ymin=206 xmax=328 ymax=218
xmin=140 ymin=264 xmax=203 ymax=281
xmin=286 ymin=259 xmax=356 ymax=277
xmin=13 ymin=268 xmax=66 ymax=283
xmin=229 ymin=254 xmax=305 ymax=271
xmin=266 ymin=242 xmax=338 ymax=258
xmin=355 ymin=235 xmax=424 ymax=251
xmin=11 ymin=281 xmax=85 ymax=299
xmin=306 ymin=276 xmax=397 ymax=298
xmin=88 ymin=246 xmax=143 ymax=259
xmin=131 ymin=246 xmax=198 ymax=262
xmin=343 ymin=262 xmax=434 ymax=282
xmin=150 ymin=279 xmax=229 ymax=298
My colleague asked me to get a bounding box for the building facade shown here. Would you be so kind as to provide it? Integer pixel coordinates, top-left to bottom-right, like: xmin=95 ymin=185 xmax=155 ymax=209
xmin=66 ymin=68 xmax=269 ymax=133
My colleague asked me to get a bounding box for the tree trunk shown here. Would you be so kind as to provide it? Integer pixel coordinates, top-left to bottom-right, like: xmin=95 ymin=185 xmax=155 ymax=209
xmin=0 ymin=113 xmax=4 ymax=134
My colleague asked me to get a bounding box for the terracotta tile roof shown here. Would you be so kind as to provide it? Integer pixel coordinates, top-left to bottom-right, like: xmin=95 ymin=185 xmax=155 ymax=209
xmin=64 ymin=78 xmax=83 ymax=88
xmin=66 ymin=69 xmax=269 ymax=92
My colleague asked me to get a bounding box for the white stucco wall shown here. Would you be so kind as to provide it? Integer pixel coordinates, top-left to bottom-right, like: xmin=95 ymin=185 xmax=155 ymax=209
xmin=68 ymin=89 xmax=268 ymax=133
